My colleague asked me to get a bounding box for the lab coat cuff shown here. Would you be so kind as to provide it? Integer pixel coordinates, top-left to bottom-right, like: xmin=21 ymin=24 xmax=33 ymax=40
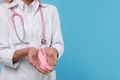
xmin=7 ymin=49 xmax=19 ymax=69
xmin=51 ymin=45 xmax=63 ymax=60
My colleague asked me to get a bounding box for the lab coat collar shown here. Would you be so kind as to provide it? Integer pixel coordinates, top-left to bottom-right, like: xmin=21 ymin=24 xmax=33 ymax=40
xmin=17 ymin=0 xmax=39 ymax=13
xmin=7 ymin=0 xmax=48 ymax=9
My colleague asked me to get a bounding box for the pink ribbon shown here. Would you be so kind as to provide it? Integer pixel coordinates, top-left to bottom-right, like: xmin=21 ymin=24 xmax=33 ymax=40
xmin=38 ymin=49 xmax=53 ymax=70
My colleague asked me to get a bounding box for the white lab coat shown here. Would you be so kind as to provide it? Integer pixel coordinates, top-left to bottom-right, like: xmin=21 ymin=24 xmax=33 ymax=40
xmin=0 ymin=0 xmax=64 ymax=80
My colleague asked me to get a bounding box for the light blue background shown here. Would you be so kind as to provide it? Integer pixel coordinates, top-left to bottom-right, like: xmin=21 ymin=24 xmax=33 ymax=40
xmin=1 ymin=0 xmax=120 ymax=80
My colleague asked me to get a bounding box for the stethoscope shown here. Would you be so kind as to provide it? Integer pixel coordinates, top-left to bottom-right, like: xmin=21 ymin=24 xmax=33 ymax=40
xmin=11 ymin=5 xmax=47 ymax=45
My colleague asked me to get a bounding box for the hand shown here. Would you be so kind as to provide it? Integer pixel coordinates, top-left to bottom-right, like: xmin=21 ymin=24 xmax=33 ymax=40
xmin=43 ymin=47 xmax=58 ymax=74
xmin=28 ymin=47 xmax=49 ymax=74
xmin=28 ymin=47 xmax=38 ymax=67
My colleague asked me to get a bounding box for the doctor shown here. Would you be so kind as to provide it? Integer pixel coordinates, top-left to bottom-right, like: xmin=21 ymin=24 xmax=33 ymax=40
xmin=0 ymin=0 xmax=64 ymax=80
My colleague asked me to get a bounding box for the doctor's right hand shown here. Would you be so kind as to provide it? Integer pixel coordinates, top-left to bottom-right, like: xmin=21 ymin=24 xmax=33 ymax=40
xmin=28 ymin=47 xmax=51 ymax=75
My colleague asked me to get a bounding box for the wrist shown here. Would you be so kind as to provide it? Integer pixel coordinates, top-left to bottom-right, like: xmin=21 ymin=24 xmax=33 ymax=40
xmin=13 ymin=47 xmax=31 ymax=63
xmin=25 ymin=47 xmax=31 ymax=55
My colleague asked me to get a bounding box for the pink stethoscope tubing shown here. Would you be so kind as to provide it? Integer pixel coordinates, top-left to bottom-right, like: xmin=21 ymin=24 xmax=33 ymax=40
xmin=11 ymin=6 xmax=46 ymax=45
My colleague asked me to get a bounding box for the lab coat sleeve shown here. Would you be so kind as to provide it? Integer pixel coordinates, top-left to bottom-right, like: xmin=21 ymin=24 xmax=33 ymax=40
xmin=0 ymin=10 xmax=19 ymax=69
xmin=51 ymin=7 xmax=64 ymax=59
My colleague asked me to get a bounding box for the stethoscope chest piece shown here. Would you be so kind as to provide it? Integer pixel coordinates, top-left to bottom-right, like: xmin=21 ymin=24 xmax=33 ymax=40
xmin=41 ymin=38 xmax=47 ymax=45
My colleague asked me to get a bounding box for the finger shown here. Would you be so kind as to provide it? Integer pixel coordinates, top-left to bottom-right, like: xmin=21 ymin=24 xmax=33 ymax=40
xmin=53 ymin=52 xmax=58 ymax=63
xmin=35 ymin=58 xmax=40 ymax=69
xmin=53 ymin=58 xmax=58 ymax=66
xmin=50 ymin=57 xmax=55 ymax=67
xmin=45 ymin=68 xmax=53 ymax=75
xmin=32 ymin=57 xmax=36 ymax=67
xmin=44 ymin=64 xmax=54 ymax=75
xmin=46 ymin=56 xmax=54 ymax=74
xmin=46 ymin=65 xmax=56 ymax=75
xmin=44 ymin=69 xmax=50 ymax=75
xmin=47 ymin=57 xmax=53 ymax=67
xmin=28 ymin=54 xmax=35 ymax=66
xmin=35 ymin=60 xmax=45 ymax=73
xmin=36 ymin=65 xmax=47 ymax=74
xmin=35 ymin=58 xmax=48 ymax=74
